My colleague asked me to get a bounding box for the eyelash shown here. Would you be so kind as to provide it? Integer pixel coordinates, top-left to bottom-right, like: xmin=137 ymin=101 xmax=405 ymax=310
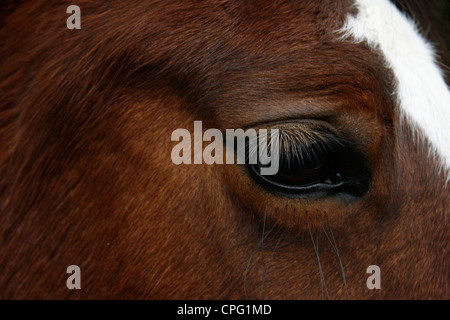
xmin=277 ymin=127 xmax=344 ymax=165
xmin=244 ymin=124 xmax=343 ymax=167
xmin=245 ymin=124 xmax=371 ymax=198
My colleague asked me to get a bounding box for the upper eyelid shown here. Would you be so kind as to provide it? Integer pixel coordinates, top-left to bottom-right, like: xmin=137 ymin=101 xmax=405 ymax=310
xmin=224 ymin=120 xmax=355 ymax=158
xmin=240 ymin=123 xmax=347 ymax=163
xmin=277 ymin=126 xmax=345 ymax=149
xmin=256 ymin=121 xmax=348 ymax=150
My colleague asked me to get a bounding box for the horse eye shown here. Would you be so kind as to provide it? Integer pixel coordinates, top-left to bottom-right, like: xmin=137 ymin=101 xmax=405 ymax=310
xmin=247 ymin=139 xmax=370 ymax=198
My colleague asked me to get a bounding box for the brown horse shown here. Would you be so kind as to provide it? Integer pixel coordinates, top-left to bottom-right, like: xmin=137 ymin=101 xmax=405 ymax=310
xmin=0 ymin=0 xmax=448 ymax=299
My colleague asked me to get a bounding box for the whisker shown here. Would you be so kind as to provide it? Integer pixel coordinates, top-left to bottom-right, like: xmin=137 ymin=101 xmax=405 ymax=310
xmin=317 ymin=232 xmax=324 ymax=300
xmin=261 ymin=202 xmax=268 ymax=255
xmin=259 ymin=228 xmax=286 ymax=300
xmin=306 ymin=211 xmax=330 ymax=300
xmin=321 ymin=210 xmax=350 ymax=300
xmin=244 ymin=202 xmax=276 ymax=300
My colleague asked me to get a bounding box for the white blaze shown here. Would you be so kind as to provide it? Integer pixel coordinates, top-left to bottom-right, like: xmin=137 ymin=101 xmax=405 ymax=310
xmin=340 ymin=0 xmax=450 ymax=176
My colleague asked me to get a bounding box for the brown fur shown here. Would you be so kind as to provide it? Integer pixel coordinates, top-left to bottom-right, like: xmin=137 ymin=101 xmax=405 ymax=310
xmin=0 ymin=0 xmax=448 ymax=299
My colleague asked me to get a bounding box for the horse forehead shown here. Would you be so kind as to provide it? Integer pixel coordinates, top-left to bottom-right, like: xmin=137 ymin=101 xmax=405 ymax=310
xmin=340 ymin=0 xmax=450 ymax=174
xmin=213 ymin=0 xmax=449 ymax=175
xmin=191 ymin=1 xmax=389 ymax=128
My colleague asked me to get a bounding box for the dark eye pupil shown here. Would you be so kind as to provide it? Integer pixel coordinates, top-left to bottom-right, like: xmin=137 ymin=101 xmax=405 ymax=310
xmin=249 ymin=144 xmax=345 ymax=191
xmin=273 ymin=151 xmax=334 ymax=187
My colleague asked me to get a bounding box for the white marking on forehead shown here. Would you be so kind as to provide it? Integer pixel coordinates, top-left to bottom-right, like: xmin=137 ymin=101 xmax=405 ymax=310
xmin=339 ymin=0 xmax=450 ymax=174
